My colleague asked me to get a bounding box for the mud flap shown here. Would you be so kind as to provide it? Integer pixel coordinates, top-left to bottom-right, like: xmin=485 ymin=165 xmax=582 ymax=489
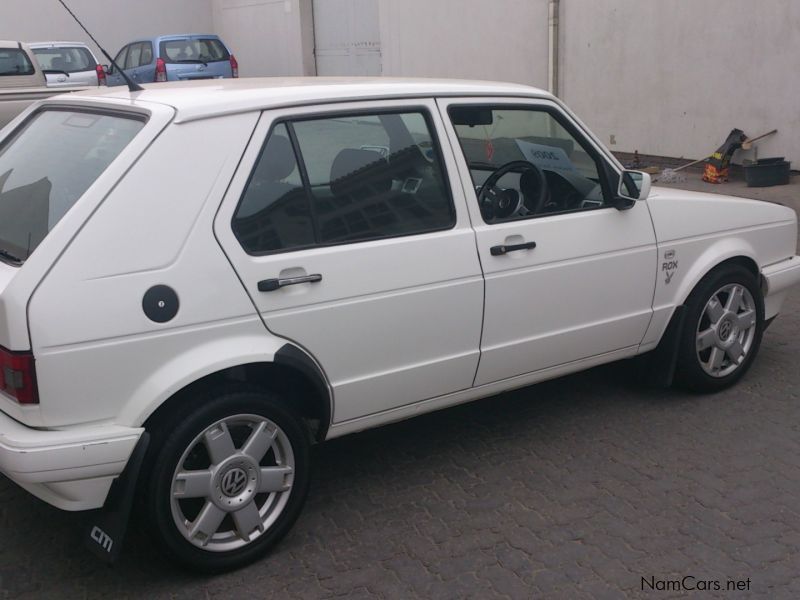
xmin=84 ymin=431 xmax=150 ymax=563
xmin=639 ymin=305 xmax=687 ymax=388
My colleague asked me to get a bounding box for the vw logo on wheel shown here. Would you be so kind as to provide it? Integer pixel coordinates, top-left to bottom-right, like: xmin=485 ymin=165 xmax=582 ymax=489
xmin=719 ymin=320 xmax=732 ymax=340
xmin=220 ymin=467 xmax=248 ymax=497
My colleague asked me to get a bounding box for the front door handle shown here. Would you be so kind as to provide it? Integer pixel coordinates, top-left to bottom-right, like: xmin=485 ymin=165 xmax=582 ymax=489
xmin=490 ymin=241 xmax=537 ymax=256
xmin=258 ymin=273 xmax=322 ymax=292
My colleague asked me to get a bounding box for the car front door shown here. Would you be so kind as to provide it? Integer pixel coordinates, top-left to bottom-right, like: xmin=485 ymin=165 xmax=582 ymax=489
xmin=439 ymin=98 xmax=657 ymax=386
xmin=215 ymin=99 xmax=484 ymax=424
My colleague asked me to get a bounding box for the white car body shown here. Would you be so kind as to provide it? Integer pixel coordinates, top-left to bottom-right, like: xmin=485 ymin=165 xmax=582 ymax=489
xmin=28 ymin=41 xmax=103 ymax=88
xmin=0 ymin=78 xmax=798 ymax=517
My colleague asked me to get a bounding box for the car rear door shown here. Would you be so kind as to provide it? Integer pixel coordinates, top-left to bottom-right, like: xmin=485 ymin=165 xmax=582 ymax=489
xmin=438 ymin=97 xmax=657 ymax=385
xmin=131 ymin=42 xmax=154 ymax=83
xmin=105 ymin=45 xmax=128 ymax=87
xmin=215 ymin=99 xmax=483 ymax=424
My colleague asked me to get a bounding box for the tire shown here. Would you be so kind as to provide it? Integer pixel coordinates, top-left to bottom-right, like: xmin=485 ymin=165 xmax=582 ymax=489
xmin=139 ymin=386 xmax=311 ymax=573
xmin=674 ymin=264 xmax=764 ymax=392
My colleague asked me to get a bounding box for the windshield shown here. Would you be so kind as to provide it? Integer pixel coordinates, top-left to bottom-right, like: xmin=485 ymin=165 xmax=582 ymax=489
xmin=0 ymin=109 xmax=145 ymax=263
xmin=160 ymin=38 xmax=229 ymax=63
xmin=0 ymin=48 xmax=35 ymax=76
xmin=32 ymin=46 xmax=96 ymax=73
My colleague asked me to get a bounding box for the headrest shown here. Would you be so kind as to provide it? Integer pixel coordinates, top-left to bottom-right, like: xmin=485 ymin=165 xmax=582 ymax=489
xmin=255 ymin=134 xmax=295 ymax=182
xmin=330 ymin=148 xmax=389 ymax=195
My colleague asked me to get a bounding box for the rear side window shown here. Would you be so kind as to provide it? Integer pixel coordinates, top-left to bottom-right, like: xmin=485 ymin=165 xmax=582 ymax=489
xmin=0 ymin=48 xmax=34 ymax=76
xmin=232 ymin=110 xmax=455 ymax=254
xmin=160 ymin=39 xmax=229 ymax=63
xmin=125 ymin=44 xmax=143 ymax=70
xmin=233 ymin=123 xmax=314 ymax=253
xmin=0 ymin=110 xmax=145 ymax=263
xmin=32 ymin=47 xmax=96 ymax=73
xmin=140 ymin=43 xmax=153 ymax=66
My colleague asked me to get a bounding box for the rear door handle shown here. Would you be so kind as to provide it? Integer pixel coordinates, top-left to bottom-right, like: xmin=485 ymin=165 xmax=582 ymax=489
xmin=258 ymin=274 xmax=322 ymax=292
xmin=490 ymin=241 xmax=537 ymax=256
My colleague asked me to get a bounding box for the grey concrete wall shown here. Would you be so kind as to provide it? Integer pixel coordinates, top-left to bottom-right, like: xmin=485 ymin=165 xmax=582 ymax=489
xmin=560 ymin=0 xmax=798 ymax=164
xmin=212 ymin=0 xmax=316 ymax=77
xmin=1 ymin=0 xmax=213 ymax=63
xmin=377 ymin=0 xmax=550 ymax=86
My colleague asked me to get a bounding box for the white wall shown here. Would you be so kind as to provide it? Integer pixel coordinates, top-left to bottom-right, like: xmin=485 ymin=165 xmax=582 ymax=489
xmin=212 ymin=0 xmax=315 ymax=77
xmin=0 ymin=0 xmax=213 ymax=63
xmin=3 ymin=0 xmax=798 ymax=164
xmin=378 ymin=0 xmax=550 ymax=87
xmin=561 ymin=0 xmax=799 ymax=163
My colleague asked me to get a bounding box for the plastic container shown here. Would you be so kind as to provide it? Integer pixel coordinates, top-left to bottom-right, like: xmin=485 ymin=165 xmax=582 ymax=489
xmin=744 ymin=157 xmax=791 ymax=187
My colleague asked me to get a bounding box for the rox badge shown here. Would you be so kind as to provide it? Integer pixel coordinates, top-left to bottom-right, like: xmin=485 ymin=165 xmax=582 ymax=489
xmin=662 ymin=250 xmax=678 ymax=284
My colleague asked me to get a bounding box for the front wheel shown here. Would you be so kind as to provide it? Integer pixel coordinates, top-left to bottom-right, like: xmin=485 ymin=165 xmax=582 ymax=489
xmin=674 ymin=264 xmax=764 ymax=392
xmin=140 ymin=388 xmax=311 ymax=572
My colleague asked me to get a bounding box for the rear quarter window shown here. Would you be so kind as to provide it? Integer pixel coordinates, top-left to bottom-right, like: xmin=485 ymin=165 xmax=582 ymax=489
xmin=0 ymin=109 xmax=145 ymax=263
xmin=0 ymin=49 xmax=35 ymax=77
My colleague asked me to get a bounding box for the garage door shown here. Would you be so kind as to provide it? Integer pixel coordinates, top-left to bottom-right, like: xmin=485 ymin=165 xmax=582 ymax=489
xmin=313 ymin=0 xmax=381 ymax=75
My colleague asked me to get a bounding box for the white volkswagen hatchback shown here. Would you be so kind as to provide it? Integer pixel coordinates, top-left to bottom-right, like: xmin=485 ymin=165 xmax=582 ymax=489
xmin=0 ymin=79 xmax=798 ymax=571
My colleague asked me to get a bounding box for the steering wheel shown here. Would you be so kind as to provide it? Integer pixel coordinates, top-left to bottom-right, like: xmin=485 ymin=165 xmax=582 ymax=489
xmin=477 ymin=160 xmax=549 ymax=221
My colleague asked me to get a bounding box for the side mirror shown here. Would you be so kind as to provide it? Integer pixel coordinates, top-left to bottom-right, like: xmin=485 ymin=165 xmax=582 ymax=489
xmin=615 ymin=170 xmax=651 ymax=209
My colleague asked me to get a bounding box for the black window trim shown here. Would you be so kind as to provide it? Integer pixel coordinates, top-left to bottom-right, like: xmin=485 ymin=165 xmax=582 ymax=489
xmin=231 ymin=105 xmax=459 ymax=257
xmin=447 ymin=102 xmax=619 ymax=224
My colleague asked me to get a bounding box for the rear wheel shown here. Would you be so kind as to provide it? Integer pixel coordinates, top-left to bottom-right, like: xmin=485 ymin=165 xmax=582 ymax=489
xmin=675 ymin=264 xmax=764 ymax=392
xmin=141 ymin=388 xmax=311 ymax=572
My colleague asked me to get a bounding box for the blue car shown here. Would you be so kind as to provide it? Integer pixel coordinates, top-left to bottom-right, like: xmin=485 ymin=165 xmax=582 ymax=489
xmin=105 ymin=34 xmax=238 ymax=86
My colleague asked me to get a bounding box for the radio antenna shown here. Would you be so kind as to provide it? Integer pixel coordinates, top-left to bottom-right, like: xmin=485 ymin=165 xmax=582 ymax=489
xmin=56 ymin=0 xmax=144 ymax=92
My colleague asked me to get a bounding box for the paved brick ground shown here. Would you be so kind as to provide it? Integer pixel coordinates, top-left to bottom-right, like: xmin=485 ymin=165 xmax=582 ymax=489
xmin=1 ymin=174 xmax=799 ymax=599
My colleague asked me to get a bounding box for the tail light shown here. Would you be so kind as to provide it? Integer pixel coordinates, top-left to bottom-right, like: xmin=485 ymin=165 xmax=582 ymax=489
xmin=229 ymin=54 xmax=238 ymax=78
xmin=96 ymin=63 xmax=106 ymax=86
xmin=0 ymin=346 xmax=38 ymax=405
xmin=155 ymin=57 xmax=167 ymax=82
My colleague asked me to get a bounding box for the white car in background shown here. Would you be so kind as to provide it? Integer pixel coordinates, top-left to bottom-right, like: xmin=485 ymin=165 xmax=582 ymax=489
xmin=28 ymin=41 xmax=105 ymax=87
xmin=0 ymin=78 xmax=798 ymax=572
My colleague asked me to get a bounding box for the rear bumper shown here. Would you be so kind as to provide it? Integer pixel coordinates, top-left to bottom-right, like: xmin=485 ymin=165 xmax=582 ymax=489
xmin=762 ymin=256 xmax=800 ymax=319
xmin=0 ymin=409 xmax=142 ymax=511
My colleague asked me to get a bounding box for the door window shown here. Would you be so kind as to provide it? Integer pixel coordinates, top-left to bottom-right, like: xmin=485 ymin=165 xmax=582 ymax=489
xmin=124 ymin=44 xmax=142 ymax=70
xmin=232 ymin=109 xmax=455 ymax=254
xmin=140 ymin=43 xmax=153 ymax=66
xmin=448 ymin=106 xmax=611 ymax=223
xmin=232 ymin=123 xmax=314 ymax=253
xmin=111 ymin=46 xmax=127 ymax=74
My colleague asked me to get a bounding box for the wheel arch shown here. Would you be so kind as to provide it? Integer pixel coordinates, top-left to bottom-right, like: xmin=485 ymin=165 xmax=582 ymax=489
xmin=645 ymin=251 xmax=760 ymax=387
xmin=674 ymin=241 xmax=760 ymax=309
xmin=121 ymin=336 xmax=332 ymax=443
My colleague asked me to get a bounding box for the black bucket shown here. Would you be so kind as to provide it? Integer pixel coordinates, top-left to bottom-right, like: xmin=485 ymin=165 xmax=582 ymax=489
xmin=744 ymin=158 xmax=790 ymax=187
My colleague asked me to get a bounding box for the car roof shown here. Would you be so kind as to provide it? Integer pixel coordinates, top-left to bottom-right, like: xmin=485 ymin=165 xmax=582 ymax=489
xmin=0 ymin=40 xmax=32 ymax=50
xmin=127 ymin=34 xmax=222 ymax=44
xmin=28 ymin=41 xmax=91 ymax=48
xmin=66 ymin=77 xmax=553 ymax=123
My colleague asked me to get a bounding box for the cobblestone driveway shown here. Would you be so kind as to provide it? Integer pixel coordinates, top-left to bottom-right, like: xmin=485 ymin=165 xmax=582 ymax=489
xmin=1 ymin=176 xmax=799 ymax=599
